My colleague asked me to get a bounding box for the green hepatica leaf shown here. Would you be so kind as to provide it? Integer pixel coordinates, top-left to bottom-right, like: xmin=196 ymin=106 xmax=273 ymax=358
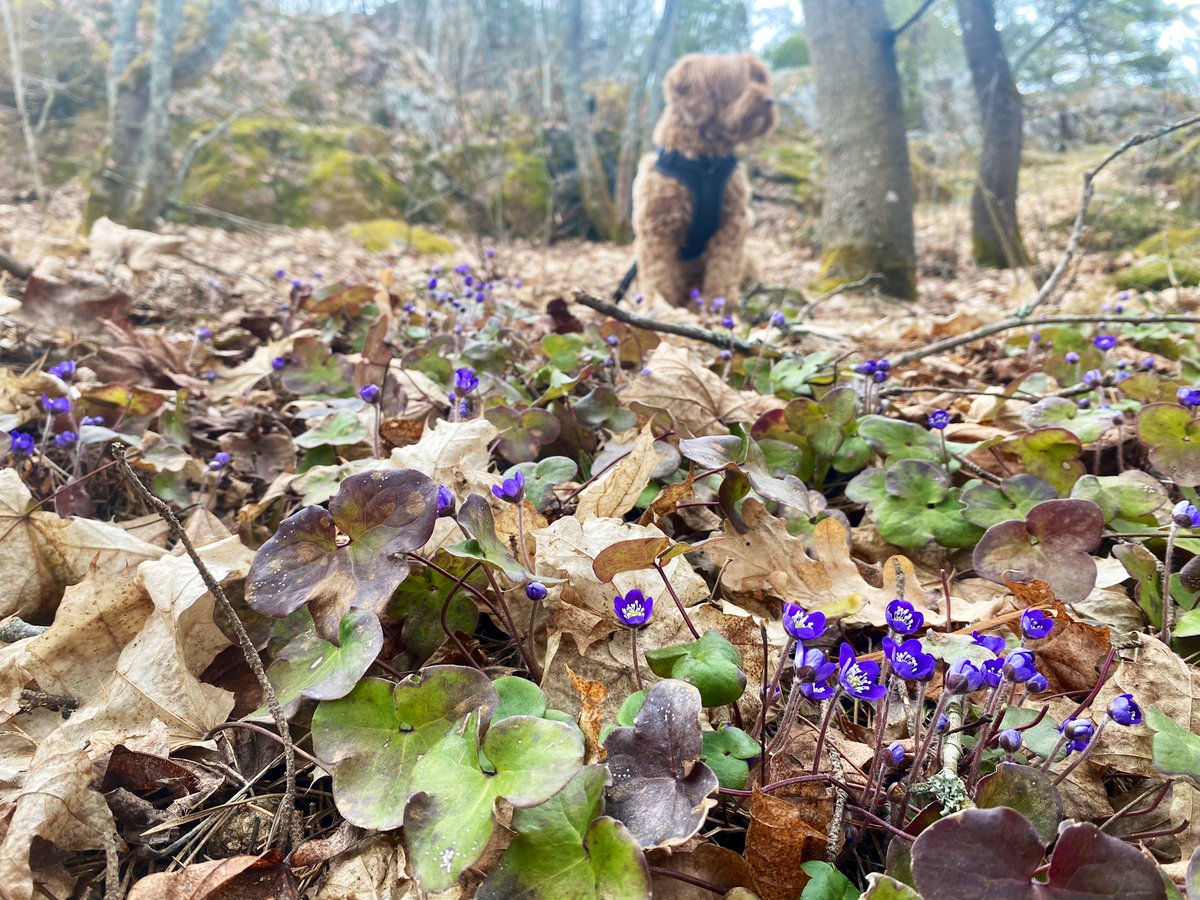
xmin=973 ymin=764 xmax=1062 ymax=845
xmin=1020 ymin=396 xmax=1120 ymax=443
xmin=861 ymin=873 xmax=923 ymax=899
xmin=478 ymin=766 xmax=651 ymax=900
xmin=385 ymin=554 xmax=480 ymax=669
xmin=576 ymin=386 xmax=638 ymax=432
xmin=961 ymin=475 xmax=1058 ymax=529
xmin=245 ymin=469 xmax=439 ymax=642
xmin=847 ymin=459 xmax=983 ymax=549
xmin=911 ymin=807 xmax=1163 ymax=900
xmin=294 ymin=408 xmax=371 ymax=449
xmin=446 ymin=493 xmax=531 ymax=582
xmin=1000 ymin=428 xmax=1085 ymax=494
xmin=679 ymin=435 xmax=813 ymax=512
xmin=278 ymin=336 xmax=354 ymax=396
xmin=972 ymin=498 xmax=1105 ymax=603
xmin=1145 ymin=707 xmax=1200 ymax=788
xmin=701 ymin=725 xmax=760 ymax=790
xmin=405 ymin=714 xmax=585 ymax=893
xmin=1138 ymin=402 xmax=1200 ymax=486
xmin=486 ymin=405 xmax=562 ymax=464
xmin=505 ymin=457 xmax=578 ymax=511
xmin=311 ymin=666 xmax=496 ymax=830
xmin=543 ymin=333 xmax=586 ymax=371
xmin=1070 ymin=469 xmax=1167 ymax=525
xmin=603 ymin=679 xmax=719 ymax=850
xmin=645 ymin=630 xmax=746 ymax=707
xmin=799 ymin=861 xmax=859 ymax=900
xmin=495 ymin=675 xmax=547 ymax=721
xmin=995 ymin=706 xmax=1063 ymax=762
xmin=857 ymin=414 xmax=943 ymax=463
xmin=261 ymin=608 xmax=383 ymax=717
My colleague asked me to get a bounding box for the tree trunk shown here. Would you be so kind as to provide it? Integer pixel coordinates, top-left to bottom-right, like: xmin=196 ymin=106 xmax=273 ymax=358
xmin=561 ymin=0 xmax=618 ymax=240
xmin=86 ymin=0 xmax=240 ymax=230
xmin=613 ymin=0 xmax=680 ymax=242
xmin=801 ymin=0 xmax=916 ymax=299
xmin=957 ymin=0 xmax=1026 ymax=268
xmin=1 ymin=0 xmax=45 ymax=199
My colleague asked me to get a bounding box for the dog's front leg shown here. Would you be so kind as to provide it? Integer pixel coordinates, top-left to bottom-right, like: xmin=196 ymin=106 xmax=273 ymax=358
xmin=638 ymin=235 xmax=689 ymax=306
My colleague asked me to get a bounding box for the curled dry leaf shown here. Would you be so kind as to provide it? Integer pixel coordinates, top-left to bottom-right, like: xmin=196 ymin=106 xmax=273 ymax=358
xmin=621 ymin=343 xmax=753 ymax=438
xmin=127 ymin=850 xmax=299 ymax=899
xmin=389 ymin=416 xmax=497 ymax=492
xmin=575 ymin=423 xmax=660 ymax=522
xmin=745 ymin=786 xmax=827 ymax=900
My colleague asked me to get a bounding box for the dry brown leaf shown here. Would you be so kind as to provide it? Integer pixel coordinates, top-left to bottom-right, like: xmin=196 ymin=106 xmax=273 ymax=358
xmin=650 ymin=843 xmax=756 ymax=900
xmin=745 ymin=786 xmax=826 ymax=900
xmin=575 ymin=423 xmax=659 ymax=521
xmin=703 ymin=501 xmax=927 ymax=625
xmin=0 ymin=469 xmax=165 ymax=622
xmin=621 ymin=343 xmax=753 ymax=437
xmin=127 ymin=850 xmax=298 ymax=899
xmin=638 ymin=467 xmax=696 ymax=526
xmin=0 ymin=747 xmax=116 ymax=900
xmin=566 ymin=664 xmax=608 ymax=762
xmin=313 ymin=834 xmax=412 ymax=899
xmin=388 ymin=417 xmax=497 ymax=494
xmin=88 ymin=217 xmax=185 ymax=272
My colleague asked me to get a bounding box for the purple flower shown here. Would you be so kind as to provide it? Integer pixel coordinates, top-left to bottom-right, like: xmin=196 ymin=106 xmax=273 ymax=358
xmin=606 ymin=335 xmax=619 ymax=346
xmin=721 ymin=315 xmax=735 ymax=329
xmin=1082 ymin=369 xmax=1104 ymax=387
xmin=271 ymin=356 xmax=288 ymax=371
xmin=935 ymin=714 xmax=949 ymax=733
xmin=514 ymin=279 xmax=524 ymax=288
xmin=876 ymin=359 xmax=891 ymax=374
xmin=1107 ymin=693 xmax=1142 ymax=726
xmin=794 ymin=644 xmax=836 ymax=684
xmin=54 ymin=431 xmax=78 ymax=448
xmin=463 ymin=275 xmax=474 ymax=287
xmin=945 ymin=658 xmax=983 ymax=694
xmin=48 ymin=360 xmax=76 ymax=381
xmin=837 ymin=643 xmax=886 ymax=701
xmin=428 ymin=277 xmax=438 ymax=290
xmin=203 ymin=370 xmax=217 ymax=382
xmin=690 ymin=288 xmax=701 ymax=300
xmin=436 ymin=485 xmax=455 ymax=516
xmin=856 ymin=359 xmax=878 ymax=375
xmin=633 ymin=293 xmax=643 ymax=303
xmin=971 ymin=631 xmax=1006 ymax=655
xmin=1021 ymin=609 xmax=1055 ymax=640
xmin=1002 ymin=648 xmax=1038 ymax=683
xmin=453 ymin=367 xmax=479 ymax=395
xmin=41 ymin=394 xmax=70 ymax=415
xmin=209 ymin=451 xmax=232 ymax=471
xmin=981 ymin=657 xmax=1004 ymax=687
xmin=927 ymin=409 xmax=950 ymax=430
xmin=526 ymin=581 xmax=548 ymax=602
xmin=454 ymin=263 xmax=471 ymax=276
xmin=719 ymin=349 xmax=732 ymax=361
xmin=197 ymin=326 xmax=213 ymax=341
xmin=485 ymin=248 xmax=496 ymax=259
xmin=886 ymin=741 xmax=905 ymax=767
xmin=998 ymin=729 xmax=1022 ymax=753
xmin=8 ymin=431 xmax=34 ymax=455
xmin=1060 ymin=718 xmax=1095 ymax=753
xmin=1064 ymin=351 xmax=1080 ymax=364
xmin=770 ymin=310 xmax=786 ymax=328
xmin=1172 ymin=500 xmax=1200 ymax=528
xmin=711 ymin=296 xmax=726 ymax=311
xmin=492 ymin=470 xmax=525 ymax=503
xmin=403 ymin=303 xmax=417 ymax=314
xmin=1093 ymin=335 xmax=1116 ymax=351
xmin=1142 ymin=358 xmax=1155 ymax=370
xmin=614 ymin=588 xmax=653 ymax=628
xmin=1178 ymin=387 xmax=1200 ymax=409
xmin=885 ymin=598 xmax=924 ymax=635
xmin=782 ymin=604 xmax=826 ymax=641
xmin=80 ymin=415 xmax=104 ymax=426
xmin=475 ymin=291 xmax=486 ymax=303
xmin=801 ymin=679 xmax=836 ymax=701
xmin=359 ymin=383 xmax=381 ymax=404
xmin=1025 ymin=672 xmax=1049 ymax=693
xmin=883 ymin=636 xmax=936 ymax=681
xmin=274 ymin=268 xmax=286 ymax=278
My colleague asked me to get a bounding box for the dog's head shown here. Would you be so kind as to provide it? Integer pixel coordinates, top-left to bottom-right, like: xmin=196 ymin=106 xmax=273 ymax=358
xmin=663 ymin=53 xmax=777 ymax=146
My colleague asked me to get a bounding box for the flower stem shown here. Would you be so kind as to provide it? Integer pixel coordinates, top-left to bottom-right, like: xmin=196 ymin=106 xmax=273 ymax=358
xmin=1161 ymin=522 xmax=1179 ymax=643
xmin=765 ymin=681 xmax=805 ymax=758
xmin=653 ymin=561 xmax=700 ymax=639
xmin=630 ymin=627 xmax=643 ymax=691
xmin=753 ymin=636 xmax=795 ymax=739
xmin=515 ymin=500 xmax=535 ymax=575
xmin=1053 ymin=716 xmax=1109 ymax=786
xmin=811 ymin=688 xmax=844 ymax=775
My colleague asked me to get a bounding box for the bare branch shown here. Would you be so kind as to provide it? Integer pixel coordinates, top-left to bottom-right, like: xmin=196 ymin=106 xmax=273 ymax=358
xmin=1012 ymin=0 xmax=1089 ymax=76
xmin=894 ymin=0 xmax=940 ymax=39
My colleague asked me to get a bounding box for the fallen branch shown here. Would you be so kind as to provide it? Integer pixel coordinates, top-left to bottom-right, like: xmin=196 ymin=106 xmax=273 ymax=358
xmin=111 ymin=444 xmax=299 ymax=851
xmin=0 ymin=248 xmax=32 ymax=280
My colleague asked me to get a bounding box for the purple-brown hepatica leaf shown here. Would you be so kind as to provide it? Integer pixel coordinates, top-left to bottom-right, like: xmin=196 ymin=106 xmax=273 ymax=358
xmin=972 ymin=498 xmax=1104 ymax=603
xmin=602 ymin=679 xmax=719 ymax=850
xmin=246 ymin=469 xmax=439 ymax=642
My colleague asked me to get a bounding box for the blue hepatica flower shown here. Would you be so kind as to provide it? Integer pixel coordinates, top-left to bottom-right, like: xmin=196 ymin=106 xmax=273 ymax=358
xmin=837 ymin=643 xmax=886 ymax=701
xmin=883 ymin=636 xmax=936 ymax=681
xmin=927 ymin=409 xmax=950 ymax=430
xmin=885 ymin=598 xmax=924 ymax=635
xmin=8 ymin=431 xmax=34 ymax=456
xmin=1002 ymin=648 xmax=1038 ymax=683
xmin=53 ymin=431 xmax=77 ymax=449
xmin=614 ymin=589 xmax=653 ymax=628
xmin=436 ymin=485 xmax=455 ymax=516
xmin=1093 ymin=335 xmax=1116 ymax=351
xmin=794 ymin=644 xmax=836 ymax=685
xmin=208 ymin=451 xmax=231 ymax=471
xmin=971 ymin=631 xmax=1006 ymax=655
xmin=1061 ymin=718 xmax=1095 ymax=754
xmin=998 ymin=729 xmax=1022 ymax=753
xmin=491 ymin=470 xmax=525 ymax=504
xmin=886 ymin=742 xmax=905 ymax=767
xmin=770 ymin=310 xmax=787 ymax=328
xmin=1178 ymin=387 xmax=1200 ymax=409
xmin=946 ymin=657 xmax=983 ymax=694
xmin=453 ymin=366 xmax=479 ymax=395
xmin=48 ymin=360 xmax=76 ymax=381
xmin=1172 ymin=500 xmax=1200 ymax=528
xmin=358 ymin=383 xmax=381 ymax=404
xmin=981 ymin=657 xmax=1004 ymax=688
xmin=1107 ymin=693 xmax=1143 ymax=727
xmin=1020 ymin=609 xmax=1055 ymax=640
xmin=782 ymin=603 xmax=827 ymax=641
xmin=41 ymin=394 xmax=70 ymax=415
xmin=1064 ymin=351 xmax=1079 ymax=364
xmin=525 ymin=581 xmax=548 ymax=602
xmin=1025 ymin=672 xmax=1049 ymax=693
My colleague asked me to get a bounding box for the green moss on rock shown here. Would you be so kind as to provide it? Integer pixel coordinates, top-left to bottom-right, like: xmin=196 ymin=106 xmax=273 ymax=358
xmin=1114 ymin=257 xmax=1200 ymax=291
xmin=1133 ymin=226 xmax=1200 ymax=258
xmin=499 ymin=151 xmax=552 ymax=238
xmin=345 ymin=219 xmax=454 ymax=255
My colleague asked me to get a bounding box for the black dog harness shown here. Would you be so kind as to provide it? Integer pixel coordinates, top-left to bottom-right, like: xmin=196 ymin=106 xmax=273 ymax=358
xmin=613 ymin=148 xmax=739 ymax=302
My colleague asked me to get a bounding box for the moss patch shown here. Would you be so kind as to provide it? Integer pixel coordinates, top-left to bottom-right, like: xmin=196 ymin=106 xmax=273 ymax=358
xmin=813 ymin=243 xmax=916 ymax=300
xmin=1133 ymin=226 xmax=1200 ymax=258
xmin=1114 ymin=257 xmax=1200 ymax=291
xmin=345 ymin=219 xmax=454 ymax=255
xmin=499 ymin=151 xmax=552 ymax=238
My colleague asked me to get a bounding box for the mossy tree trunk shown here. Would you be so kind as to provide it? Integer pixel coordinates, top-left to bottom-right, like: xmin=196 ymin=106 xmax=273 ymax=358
xmin=957 ymin=0 xmax=1026 ymax=269
xmin=801 ymin=0 xmax=916 ymax=299
xmin=561 ymin=0 xmax=618 ymax=241
xmin=86 ymin=0 xmax=240 ymax=230
xmin=612 ymin=0 xmax=680 ymax=244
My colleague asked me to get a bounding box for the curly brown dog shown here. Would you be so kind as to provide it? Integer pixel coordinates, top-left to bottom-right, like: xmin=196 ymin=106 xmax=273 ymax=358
xmin=632 ymin=53 xmax=776 ymax=308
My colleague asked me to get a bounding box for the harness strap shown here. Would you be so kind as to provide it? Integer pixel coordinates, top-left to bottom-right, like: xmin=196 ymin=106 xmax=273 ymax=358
xmin=654 ymin=148 xmax=739 ymax=260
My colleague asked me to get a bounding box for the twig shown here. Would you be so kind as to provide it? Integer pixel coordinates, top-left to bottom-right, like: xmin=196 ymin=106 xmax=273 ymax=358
xmin=826 ymin=745 xmax=848 ymax=862
xmin=894 ymin=0 xmax=939 ymax=38
xmin=103 ymin=826 xmax=120 ymax=900
xmin=801 ymin=273 xmax=884 ymax=319
xmin=1012 ymin=0 xmax=1088 ymax=74
xmin=111 ymin=445 xmax=298 ymax=850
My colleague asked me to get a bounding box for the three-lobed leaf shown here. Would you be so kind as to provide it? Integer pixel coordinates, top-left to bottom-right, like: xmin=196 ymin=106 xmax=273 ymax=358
xmin=645 ymin=630 xmax=747 ymax=707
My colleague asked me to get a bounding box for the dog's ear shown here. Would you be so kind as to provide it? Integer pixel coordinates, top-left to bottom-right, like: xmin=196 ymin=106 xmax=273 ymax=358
xmin=664 ymin=55 xmax=696 ymax=101
xmin=742 ymin=53 xmax=770 ymax=86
